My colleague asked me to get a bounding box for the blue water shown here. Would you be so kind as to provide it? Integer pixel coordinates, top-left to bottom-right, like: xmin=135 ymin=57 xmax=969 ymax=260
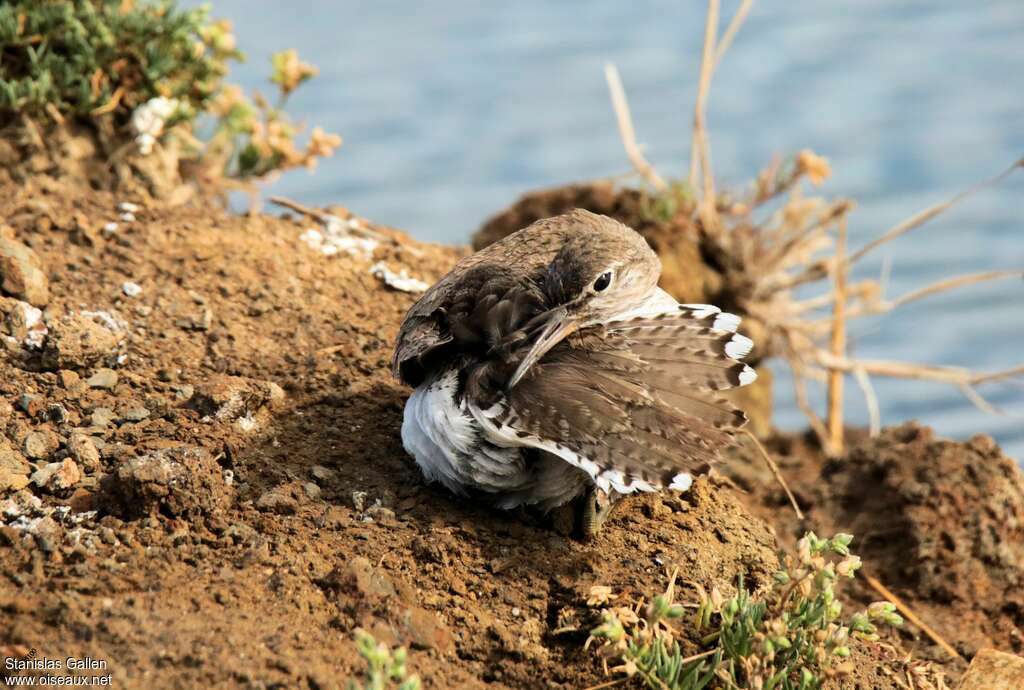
xmin=185 ymin=1 xmax=1024 ymax=461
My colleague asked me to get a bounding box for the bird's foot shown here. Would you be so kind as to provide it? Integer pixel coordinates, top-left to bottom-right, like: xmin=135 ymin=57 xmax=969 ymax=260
xmin=579 ymin=487 xmax=615 ymax=540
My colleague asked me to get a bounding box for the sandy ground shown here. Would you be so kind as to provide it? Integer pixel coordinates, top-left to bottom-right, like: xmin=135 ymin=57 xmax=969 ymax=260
xmin=1 ymin=176 xmax=1021 ymax=688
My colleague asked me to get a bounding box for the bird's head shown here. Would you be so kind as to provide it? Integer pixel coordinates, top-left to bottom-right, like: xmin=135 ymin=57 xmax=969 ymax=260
xmin=508 ymin=210 xmax=661 ymax=387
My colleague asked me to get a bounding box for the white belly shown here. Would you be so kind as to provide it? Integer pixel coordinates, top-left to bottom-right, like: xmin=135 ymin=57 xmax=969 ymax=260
xmin=401 ymin=368 xmax=528 ymax=495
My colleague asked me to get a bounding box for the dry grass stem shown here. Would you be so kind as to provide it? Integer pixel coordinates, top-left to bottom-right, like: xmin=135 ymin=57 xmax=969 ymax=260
xmin=864 ymin=575 xmax=964 ymax=663
xmin=689 ymin=0 xmax=719 ymax=199
xmin=713 ymin=0 xmax=755 ymax=68
xmin=849 ymin=157 xmax=1024 ymax=265
xmin=827 ymin=218 xmax=848 ymax=455
xmin=603 ymin=64 xmax=668 ymax=192
xmin=853 ymin=367 xmax=882 ymax=436
xmin=581 ymin=678 xmax=628 ymax=690
xmin=846 ymin=270 xmax=1024 ymax=318
xmin=742 ymin=430 xmax=804 ymax=520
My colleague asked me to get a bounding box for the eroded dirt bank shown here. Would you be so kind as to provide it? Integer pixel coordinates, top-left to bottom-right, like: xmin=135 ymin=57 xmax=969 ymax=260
xmin=0 ymin=178 xmax=1021 ymax=688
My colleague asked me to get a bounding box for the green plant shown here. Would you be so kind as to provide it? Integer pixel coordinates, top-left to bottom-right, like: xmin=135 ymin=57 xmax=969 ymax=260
xmin=0 ymin=0 xmax=340 ymax=183
xmin=586 ymin=532 xmax=903 ymax=690
xmin=347 ymin=629 xmax=421 ymax=690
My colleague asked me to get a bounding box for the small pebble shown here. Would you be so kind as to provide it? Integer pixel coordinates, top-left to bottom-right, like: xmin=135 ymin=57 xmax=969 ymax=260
xmin=102 ymin=222 xmax=118 ymax=236
xmin=23 ymin=430 xmax=60 ymax=460
xmin=91 ymin=407 xmax=116 ymax=427
xmin=122 ymin=281 xmax=143 ymax=297
xmin=119 ymin=212 xmax=136 ymax=222
xmin=120 ymin=404 xmax=150 ymax=422
xmin=87 ymin=368 xmax=119 ymax=389
xmin=118 ymin=202 xmax=140 ymax=213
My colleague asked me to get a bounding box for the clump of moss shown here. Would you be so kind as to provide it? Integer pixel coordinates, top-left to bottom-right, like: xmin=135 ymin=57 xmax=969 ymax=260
xmin=347 ymin=629 xmax=421 ymax=690
xmin=0 ymin=0 xmax=339 ymax=187
xmin=586 ymin=532 xmax=903 ymax=689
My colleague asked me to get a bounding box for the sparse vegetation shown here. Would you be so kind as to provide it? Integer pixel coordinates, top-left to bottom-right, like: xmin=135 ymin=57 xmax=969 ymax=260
xmin=346 ymin=629 xmax=422 ymax=690
xmin=0 ymin=0 xmax=340 ymax=189
xmin=585 ymin=532 xmax=905 ymax=689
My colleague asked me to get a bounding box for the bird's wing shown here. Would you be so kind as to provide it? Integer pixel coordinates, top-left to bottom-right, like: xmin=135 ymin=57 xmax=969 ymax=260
xmin=467 ymin=305 xmax=755 ymax=494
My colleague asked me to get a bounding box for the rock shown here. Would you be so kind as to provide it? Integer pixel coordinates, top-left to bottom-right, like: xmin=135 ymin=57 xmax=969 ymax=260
xmin=0 ymin=442 xmax=31 ymax=492
xmin=119 ymin=403 xmax=150 ymax=422
xmin=401 ymin=606 xmax=454 ymax=653
xmin=23 ymin=429 xmax=60 ymax=460
xmin=47 ymin=403 xmax=71 ymax=424
xmin=42 ymin=313 xmax=123 ymax=369
xmin=187 ymin=375 xmax=285 ymax=433
xmin=956 ymin=649 xmax=1024 ymax=690
xmin=87 ymin=368 xmax=119 ymax=389
xmin=334 ymin=556 xmax=396 ymax=601
xmin=30 ymin=458 xmax=81 ymax=492
xmin=2 ymin=298 xmax=46 ymax=347
xmin=0 ymin=397 xmax=12 ymax=425
xmin=29 ymin=515 xmax=62 ymax=553
xmin=310 ymin=465 xmax=335 ymax=482
xmin=0 ymin=471 xmax=30 ymax=493
xmin=255 ymin=487 xmax=299 ymax=515
xmin=0 ymin=236 xmax=49 ymax=305
xmin=58 ymin=370 xmax=81 ymax=389
xmin=302 ymin=482 xmax=321 ymax=500
xmin=366 ymin=504 xmax=396 ymax=523
xmin=17 ymin=394 xmax=43 ymax=417
xmin=90 ymin=407 xmax=116 ymax=428
xmin=67 ymin=433 xmax=101 ymax=472
xmin=110 ymin=446 xmax=231 ymax=519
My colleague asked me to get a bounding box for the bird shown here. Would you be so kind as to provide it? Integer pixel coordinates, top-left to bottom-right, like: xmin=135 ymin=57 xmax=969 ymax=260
xmin=392 ymin=209 xmax=756 ymax=537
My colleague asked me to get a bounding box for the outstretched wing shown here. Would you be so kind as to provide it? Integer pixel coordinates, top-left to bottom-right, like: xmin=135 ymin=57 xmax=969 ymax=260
xmin=468 ymin=305 xmax=755 ymax=495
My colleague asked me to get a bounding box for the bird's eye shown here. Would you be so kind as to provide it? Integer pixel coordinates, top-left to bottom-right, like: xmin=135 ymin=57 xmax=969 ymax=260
xmin=592 ymin=271 xmax=613 ymax=292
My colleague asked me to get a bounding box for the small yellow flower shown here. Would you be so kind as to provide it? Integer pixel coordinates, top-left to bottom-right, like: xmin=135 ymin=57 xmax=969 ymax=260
xmin=305 ymin=126 xmax=343 ymax=168
xmin=272 ymin=49 xmax=319 ymax=95
xmin=797 ymin=149 xmax=832 ymax=185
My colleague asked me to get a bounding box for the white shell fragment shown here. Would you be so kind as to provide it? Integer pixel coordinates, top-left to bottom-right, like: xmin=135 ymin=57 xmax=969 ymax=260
xmin=370 ymin=262 xmax=429 ymax=293
xmin=298 ymin=215 xmax=379 ymax=259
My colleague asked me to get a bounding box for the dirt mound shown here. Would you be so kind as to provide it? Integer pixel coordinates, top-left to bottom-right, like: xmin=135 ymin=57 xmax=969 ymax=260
xmin=727 ymin=423 xmax=1024 ymax=664
xmin=0 ymin=177 xmax=795 ymax=688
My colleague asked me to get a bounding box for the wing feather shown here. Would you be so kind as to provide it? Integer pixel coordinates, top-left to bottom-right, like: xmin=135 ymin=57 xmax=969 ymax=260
xmin=468 ymin=307 xmax=756 ymax=494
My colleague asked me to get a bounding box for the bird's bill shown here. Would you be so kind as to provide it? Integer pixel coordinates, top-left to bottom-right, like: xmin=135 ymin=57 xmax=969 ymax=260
xmin=507 ymin=308 xmax=580 ymax=389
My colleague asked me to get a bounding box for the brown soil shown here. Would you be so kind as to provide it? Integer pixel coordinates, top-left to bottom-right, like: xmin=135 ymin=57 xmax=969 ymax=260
xmin=0 ymin=177 xmax=782 ymax=689
xmin=1 ymin=175 xmax=1021 ymax=688
xmin=726 ymin=424 xmax=1024 ymax=666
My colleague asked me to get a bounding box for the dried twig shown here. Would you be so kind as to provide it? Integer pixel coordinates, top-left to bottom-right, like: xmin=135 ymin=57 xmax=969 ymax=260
xmin=742 ymin=429 xmax=804 ymax=520
xmin=849 ymin=157 xmax=1023 ymax=264
xmin=689 ymin=0 xmax=719 ymax=197
xmin=846 ymin=270 xmax=1024 ymax=318
xmin=581 ymin=678 xmax=628 ymax=690
xmin=713 ymin=0 xmax=755 ymax=68
xmin=826 ymin=217 xmax=848 ymax=455
xmin=864 ymin=574 xmax=965 ymax=663
xmin=603 ymin=64 xmax=668 ymax=191
xmin=269 ymin=194 xmax=408 ymax=247
xmin=853 ymin=367 xmax=881 ymax=436
xmin=813 ymin=353 xmax=1024 ymax=387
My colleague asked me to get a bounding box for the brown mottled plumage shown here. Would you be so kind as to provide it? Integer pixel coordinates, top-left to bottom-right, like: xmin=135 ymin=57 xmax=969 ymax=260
xmin=393 ymin=210 xmax=755 ymax=534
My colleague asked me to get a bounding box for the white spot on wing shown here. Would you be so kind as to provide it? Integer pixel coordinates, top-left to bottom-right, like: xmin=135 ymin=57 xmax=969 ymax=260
xmin=669 ymin=473 xmax=693 ymax=492
xmin=739 ymin=364 xmax=757 ymax=386
xmin=725 ymin=333 xmax=753 ymax=360
xmin=712 ymin=312 xmax=740 ymax=333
